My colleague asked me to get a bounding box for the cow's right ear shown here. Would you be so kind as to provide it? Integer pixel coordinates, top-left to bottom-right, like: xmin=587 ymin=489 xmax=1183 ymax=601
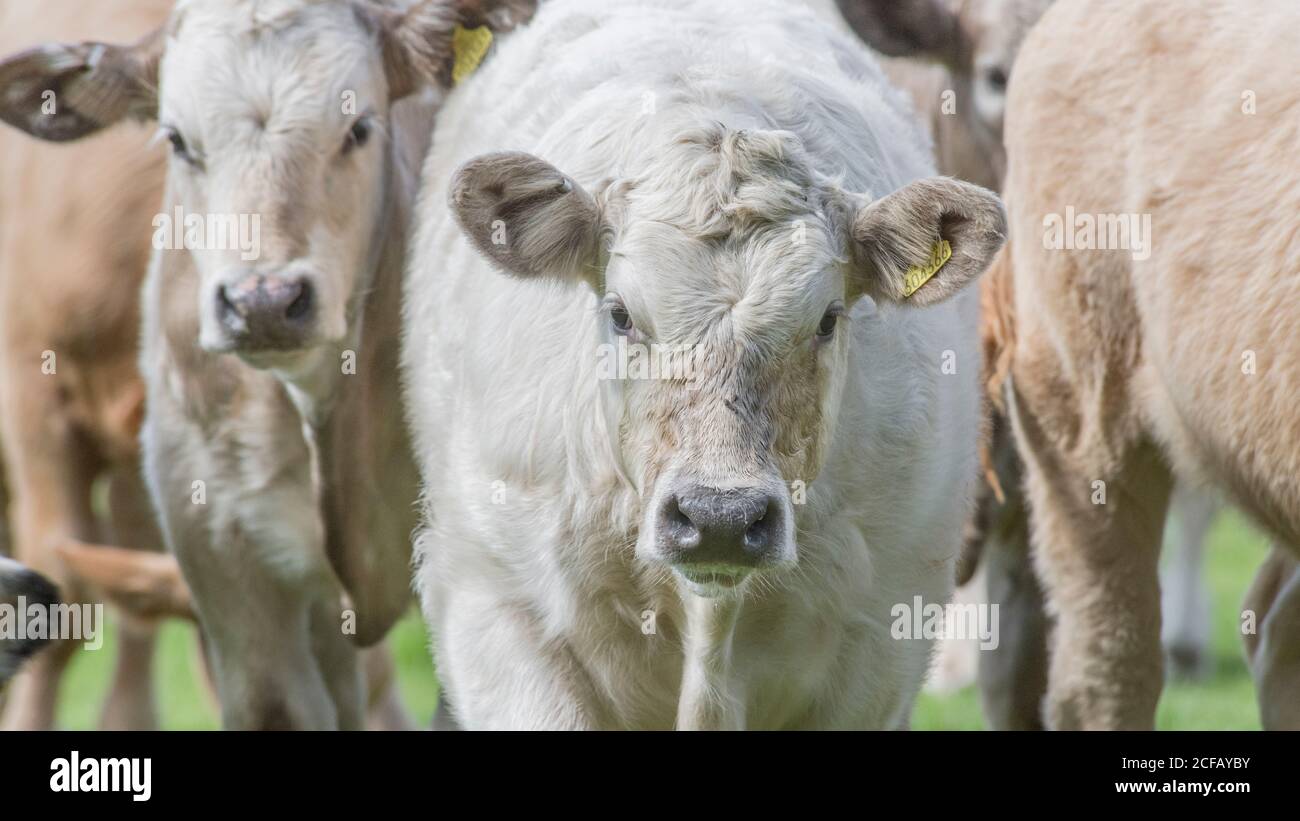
xmin=448 ymin=151 xmax=603 ymax=287
xmin=833 ymin=0 xmax=965 ymax=70
xmin=0 ymin=28 xmax=163 ymax=142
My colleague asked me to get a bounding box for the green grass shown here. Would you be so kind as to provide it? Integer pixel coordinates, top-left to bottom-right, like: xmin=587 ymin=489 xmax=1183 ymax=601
xmin=913 ymin=510 xmax=1269 ymax=730
xmin=58 ymin=611 xmax=439 ymax=730
xmin=55 ymin=511 xmax=1267 ymax=730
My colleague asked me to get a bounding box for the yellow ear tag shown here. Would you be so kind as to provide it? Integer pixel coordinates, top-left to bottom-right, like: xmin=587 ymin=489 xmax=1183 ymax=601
xmin=902 ymin=239 xmax=952 ymax=297
xmin=451 ymin=25 xmax=494 ymax=85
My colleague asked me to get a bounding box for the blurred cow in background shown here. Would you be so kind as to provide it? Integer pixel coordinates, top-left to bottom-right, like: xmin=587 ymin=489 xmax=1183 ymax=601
xmin=992 ymin=0 xmax=1300 ymax=729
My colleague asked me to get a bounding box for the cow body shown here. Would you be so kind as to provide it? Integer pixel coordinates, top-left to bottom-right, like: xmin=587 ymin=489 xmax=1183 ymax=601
xmin=406 ymin=0 xmax=997 ymax=729
xmin=996 ymin=0 xmax=1300 ymax=729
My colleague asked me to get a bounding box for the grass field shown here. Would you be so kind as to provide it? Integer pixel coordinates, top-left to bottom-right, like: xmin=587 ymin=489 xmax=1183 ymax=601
xmin=54 ymin=510 xmax=1268 ymax=730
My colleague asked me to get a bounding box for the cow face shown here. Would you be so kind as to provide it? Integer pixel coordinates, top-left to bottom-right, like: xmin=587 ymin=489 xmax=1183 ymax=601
xmin=448 ymin=128 xmax=1005 ymax=597
xmin=152 ymin=0 xmax=405 ymax=361
xmin=0 ymin=0 xmax=530 ymax=367
xmin=834 ymin=0 xmax=1054 ymax=166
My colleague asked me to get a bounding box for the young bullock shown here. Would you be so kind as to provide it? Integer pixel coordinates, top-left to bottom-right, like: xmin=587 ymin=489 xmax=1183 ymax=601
xmin=406 ymin=0 xmax=1006 ymax=729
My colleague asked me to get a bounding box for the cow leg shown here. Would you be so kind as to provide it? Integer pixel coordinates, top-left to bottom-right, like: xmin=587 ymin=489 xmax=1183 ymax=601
xmin=361 ymin=642 xmax=413 ymax=731
xmin=0 ymin=367 xmax=100 ymax=731
xmin=98 ymin=461 xmax=162 ymax=730
xmin=1244 ymin=546 xmax=1300 ymax=729
xmin=1009 ymin=383 xmax=1173 ymax=730
xmin=309 ymin=596 xmax=364 ymax=731
xmin=977 ymin=512 xmax=1049 ymax=730
xmin=434 ymin=588 xmax=599 ymax=730
xmin=1160 ymin=483 xmax=1216 ymax=680
xmin=143 ymin=385 xmax=351 ymax=730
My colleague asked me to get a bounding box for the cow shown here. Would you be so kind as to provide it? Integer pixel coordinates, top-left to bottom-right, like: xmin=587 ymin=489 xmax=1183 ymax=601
xmin=404 ymin=0 xmax=1006 ymax=729
xmin=991 ymin=0 xmax=1300 ymax=729
xmin=0 ymin=0 xmax=533 ymax=729
xmin=0 ymin=556 xmax=58 ymax=689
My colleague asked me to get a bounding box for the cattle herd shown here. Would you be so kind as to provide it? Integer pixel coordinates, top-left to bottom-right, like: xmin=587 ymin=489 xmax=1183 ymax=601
xmin=0 ymin=0 xmax=1294 ymax=731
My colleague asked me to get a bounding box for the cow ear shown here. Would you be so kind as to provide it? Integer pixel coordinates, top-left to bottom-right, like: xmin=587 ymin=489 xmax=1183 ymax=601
xmin=449 ymin=151 xmax=603 ymax=287
xmin=833 ymin=0 xmax=965 ymax=69
xmin=848 ymin=177 xmax=1006 ymax=307
xmin=0 ymin=28 xmax=163 ymax=142
xmin=373 ymin=0 xmax=537 ymax=100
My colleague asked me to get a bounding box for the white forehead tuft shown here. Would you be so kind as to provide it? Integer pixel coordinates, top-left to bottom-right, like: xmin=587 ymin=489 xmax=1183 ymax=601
xmin=160 ymin=0 xmax=383 ymax=151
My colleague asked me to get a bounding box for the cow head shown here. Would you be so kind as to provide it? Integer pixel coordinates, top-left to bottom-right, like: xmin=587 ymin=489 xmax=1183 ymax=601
xmin=0 ymin=0 xmax=532 ymax=368
xmin=449 ymin=127 xmax=1005 ymax=597
xmin=834 ymin=0 xmax=1054 ymax=161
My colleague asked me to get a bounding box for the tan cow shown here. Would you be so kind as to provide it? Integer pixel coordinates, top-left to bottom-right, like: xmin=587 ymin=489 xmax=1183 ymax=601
xmin=992 ymin=0 xmax=1300 ymax=729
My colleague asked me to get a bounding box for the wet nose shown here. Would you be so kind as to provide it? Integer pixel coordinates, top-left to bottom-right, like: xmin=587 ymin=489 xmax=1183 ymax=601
xmin=656 ymin=486 xmax=786 ymax=568
xmin=216 ymin=274 xmax=314 ymax=351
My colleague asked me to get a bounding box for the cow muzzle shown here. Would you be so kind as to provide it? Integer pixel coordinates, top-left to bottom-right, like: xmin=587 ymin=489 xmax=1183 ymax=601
xmin=208 ymin=270 xmax=317 ymax=354
xmin=651 ymin=482 xmax=795 ymax=596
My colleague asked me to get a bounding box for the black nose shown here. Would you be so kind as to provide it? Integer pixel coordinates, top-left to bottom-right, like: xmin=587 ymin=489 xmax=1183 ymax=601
xmin=216 ymin=275 xmax=314 ymax=351
xmin=656 ymin=486 xmax=785 ymax=568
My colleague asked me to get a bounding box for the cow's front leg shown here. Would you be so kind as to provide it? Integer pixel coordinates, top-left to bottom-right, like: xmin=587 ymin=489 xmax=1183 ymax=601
xmin=676 ymin=593 xmax=744 ymax=731
xmin=1244 ymin=546 xmax=1300 ymax=730
xmin=1009 ymin=382 xmax=1172 ymax=730
xmin=143 ymin=378 xmax=356 ymax=730
xmin=435 ymin=588 xmax=599 ymax=730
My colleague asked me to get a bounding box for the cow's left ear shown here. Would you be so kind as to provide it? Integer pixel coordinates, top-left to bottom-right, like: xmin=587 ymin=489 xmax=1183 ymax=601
xmin=448 ymin=151 xmax=603 ymax=287
xmin=373 ymin=0 xmax=538 ymax=100
xmin=848 ymin=177 xmax=1006 ymax=307
xmin=0 ymin=28 xmax=163 ymax=142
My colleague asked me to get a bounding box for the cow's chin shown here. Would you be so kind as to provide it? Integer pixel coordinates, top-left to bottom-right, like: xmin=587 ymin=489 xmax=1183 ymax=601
xmin=674 ymin=565 xmax=753 ymax=599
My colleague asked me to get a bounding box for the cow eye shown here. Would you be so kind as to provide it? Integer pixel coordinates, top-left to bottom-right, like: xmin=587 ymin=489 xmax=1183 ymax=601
xmin=163 ymin=127 xmax=199 ymax=166
xmin=817 ymin=304 xmax=843 ymax=339
xmin=984 ymin=65 xmax=1009 ymax=93
xmin=343 ymin=117 xmax=372 ymax=155
xmin=609 ymin=304 xmax=633 ymax=335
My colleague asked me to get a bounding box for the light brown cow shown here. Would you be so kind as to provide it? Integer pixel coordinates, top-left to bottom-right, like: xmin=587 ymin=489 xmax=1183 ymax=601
xmin=992 ymin=0 xmax=1300 ymax=729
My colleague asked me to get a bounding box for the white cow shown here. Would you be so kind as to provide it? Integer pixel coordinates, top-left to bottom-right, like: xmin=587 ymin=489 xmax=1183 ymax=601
xmin=405 ymin=0 xmax=1006 ymax=729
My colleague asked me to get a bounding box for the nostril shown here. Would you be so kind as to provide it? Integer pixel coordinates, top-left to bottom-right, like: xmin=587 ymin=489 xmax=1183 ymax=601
xmin=284 ymin=281 xmax=312 ymax=321
xmin=743 ymin=504 xmax=774 ymax=552
xmin=665 ymin=495 xmax=701 ymax=551
xmin=217 ymin=285 xmax=242 ymax=318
